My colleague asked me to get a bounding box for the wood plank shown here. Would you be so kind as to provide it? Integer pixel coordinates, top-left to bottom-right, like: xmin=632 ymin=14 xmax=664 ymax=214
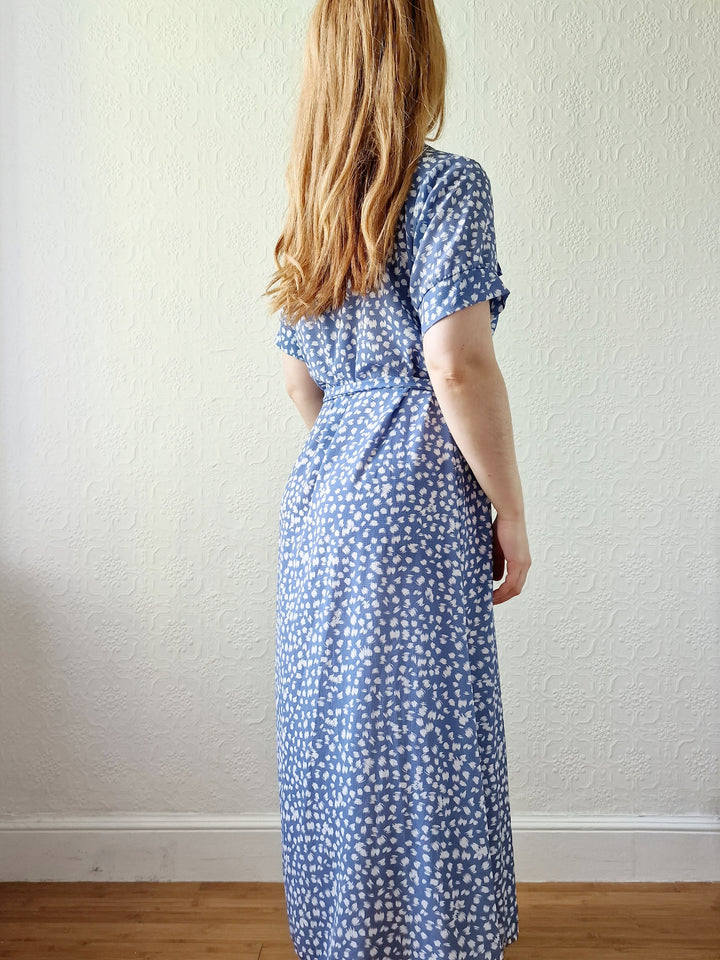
xmin=0 ymin=882 xmax=716 ymax=960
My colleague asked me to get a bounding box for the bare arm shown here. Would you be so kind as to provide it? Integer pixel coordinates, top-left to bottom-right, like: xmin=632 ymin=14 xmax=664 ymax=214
xmin=423 ymin=299 xmax=524 ymax=518
xmin=281 ymin=353 xmax=324 ymax=430
xmin=423 ymin=299 xmax=531 ymax=602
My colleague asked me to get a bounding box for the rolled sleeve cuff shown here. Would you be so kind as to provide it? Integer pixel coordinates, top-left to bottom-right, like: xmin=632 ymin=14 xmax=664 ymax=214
xmin=274 ymin=322 xmax=305 ymax=360
xmin=418 ymin=265 xmax=510 ymax=337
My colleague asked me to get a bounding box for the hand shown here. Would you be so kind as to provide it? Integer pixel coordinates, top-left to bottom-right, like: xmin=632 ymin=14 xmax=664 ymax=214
xmin=491 ymin=512 xmax=531 ymax=604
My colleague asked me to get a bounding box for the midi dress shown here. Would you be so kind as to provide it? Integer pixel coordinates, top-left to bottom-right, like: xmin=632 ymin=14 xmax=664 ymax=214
xmin=273 ymin=142 xmax=519 ymax=960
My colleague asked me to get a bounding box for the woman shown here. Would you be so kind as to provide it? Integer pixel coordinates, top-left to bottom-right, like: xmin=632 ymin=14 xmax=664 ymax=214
xmin=264 ymin=2 xmax=531 ymax=958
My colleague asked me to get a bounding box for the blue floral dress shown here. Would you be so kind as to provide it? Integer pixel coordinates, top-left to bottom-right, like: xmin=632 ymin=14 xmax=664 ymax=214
xmin=273 ymin=143 xmax=518 ymax=960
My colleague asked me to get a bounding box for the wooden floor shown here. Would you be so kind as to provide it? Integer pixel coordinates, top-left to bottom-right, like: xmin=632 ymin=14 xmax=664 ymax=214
xmin=0 ymin=881 xmax=717 ymax=959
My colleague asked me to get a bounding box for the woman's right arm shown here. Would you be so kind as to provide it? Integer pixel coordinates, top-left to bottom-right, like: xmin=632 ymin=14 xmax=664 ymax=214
xmin=422 ymin=298 xmax=531 ymax=603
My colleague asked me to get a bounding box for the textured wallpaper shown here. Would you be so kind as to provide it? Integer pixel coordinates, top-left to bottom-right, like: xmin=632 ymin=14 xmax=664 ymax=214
xmin=0 ymin=0 xmax=718 ymax=831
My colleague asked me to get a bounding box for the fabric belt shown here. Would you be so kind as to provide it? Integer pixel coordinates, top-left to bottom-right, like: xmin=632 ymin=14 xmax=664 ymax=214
xmin=322 ymin=375 xmax=434 ymax=401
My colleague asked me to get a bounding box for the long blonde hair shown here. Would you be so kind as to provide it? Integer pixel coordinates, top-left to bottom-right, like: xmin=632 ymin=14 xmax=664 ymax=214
xmin=264 ymin=0 xmax=446 ymax=326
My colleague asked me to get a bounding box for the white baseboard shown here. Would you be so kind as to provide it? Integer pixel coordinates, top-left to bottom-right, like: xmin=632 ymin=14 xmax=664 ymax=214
xmin=0 ymin=813 xmax=717 ymax=882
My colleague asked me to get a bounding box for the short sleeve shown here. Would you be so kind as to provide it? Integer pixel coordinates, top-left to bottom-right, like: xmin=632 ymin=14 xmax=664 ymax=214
xmin=408 ymin=158 xmax=510 ymax=336
xmin=273 ymin=310 xmax=305 ymax=361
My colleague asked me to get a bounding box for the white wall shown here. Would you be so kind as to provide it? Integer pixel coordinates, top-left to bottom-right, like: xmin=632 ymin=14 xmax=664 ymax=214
xmin=0 ymin=0 xmax=718 ymax=881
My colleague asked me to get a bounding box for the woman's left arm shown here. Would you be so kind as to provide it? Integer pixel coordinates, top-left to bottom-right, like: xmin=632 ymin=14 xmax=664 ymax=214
xmin=281 ymin=354 xmax=324 ymax=429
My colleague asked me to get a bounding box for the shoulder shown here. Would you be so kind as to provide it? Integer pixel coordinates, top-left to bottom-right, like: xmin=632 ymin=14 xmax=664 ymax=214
xmin=413 ymin=145 xmax=491 ymax=200
xmin=407 ymin=145 xmax=493 ymax=230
